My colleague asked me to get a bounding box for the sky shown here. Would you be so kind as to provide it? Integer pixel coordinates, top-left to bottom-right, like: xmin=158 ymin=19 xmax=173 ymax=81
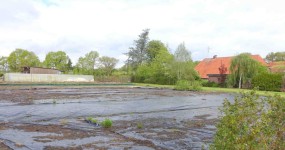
xmin=0 ymin=0 xmax=285 ymax=68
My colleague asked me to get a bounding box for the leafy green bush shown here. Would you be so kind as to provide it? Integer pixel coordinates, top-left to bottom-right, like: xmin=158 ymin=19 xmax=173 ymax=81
xmin=0 ymin=72 xmax=3 ymax=77
xmin=211 ymin=91 xmax=285 ymax=149
xmin=252 ymin=72 xmax=282 ymax=91
xmin=201 ymin=80 xmax=219 ymax=87
xmin=101 ymin=118 xmax=113 ymax=128
xmin=174 ymin=80 xmax=202 ymax=91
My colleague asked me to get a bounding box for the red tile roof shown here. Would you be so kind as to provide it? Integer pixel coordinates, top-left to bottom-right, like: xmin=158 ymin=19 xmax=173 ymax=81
xmin=195 ymin=55 xmax=266 ymax=79
xmin=268 ymin=61 xmax=285 ymax=73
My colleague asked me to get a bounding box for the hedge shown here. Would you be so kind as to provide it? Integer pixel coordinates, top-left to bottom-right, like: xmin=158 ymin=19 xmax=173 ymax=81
xmin=252 ymin=73 xmax=282 ymax=92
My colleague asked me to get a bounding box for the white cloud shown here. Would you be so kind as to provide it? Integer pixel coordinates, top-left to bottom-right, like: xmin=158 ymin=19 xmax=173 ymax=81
xmin=0 ymin=0 xmax=285 ymax=67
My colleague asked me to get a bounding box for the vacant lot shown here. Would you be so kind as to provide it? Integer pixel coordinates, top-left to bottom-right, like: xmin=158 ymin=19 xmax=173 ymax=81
xmin=0 ymin=86 xmax=233 ymax=150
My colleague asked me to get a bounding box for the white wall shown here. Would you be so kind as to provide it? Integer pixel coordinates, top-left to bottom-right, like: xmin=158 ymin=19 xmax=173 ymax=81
xmin=4 ymin=73 xmax=94 ymax=82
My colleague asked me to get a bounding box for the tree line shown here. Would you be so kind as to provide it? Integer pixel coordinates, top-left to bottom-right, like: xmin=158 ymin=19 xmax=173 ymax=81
xmin=1 ymin=29 xmax=285 ymax=90
xmin=0 ymin=49 xmax=119 ymax=76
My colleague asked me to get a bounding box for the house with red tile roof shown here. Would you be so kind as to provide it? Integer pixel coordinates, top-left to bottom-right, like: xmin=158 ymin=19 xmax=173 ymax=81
xmin=195 ymin=55 xmax=266 ymax=83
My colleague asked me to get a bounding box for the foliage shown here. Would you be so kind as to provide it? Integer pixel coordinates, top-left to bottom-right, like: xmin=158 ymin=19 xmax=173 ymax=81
xmin=137 ymin=122 xmax=143 ymax=129
xmin=101 ymin=118 xmax=113 ymax=128
xmin=86 ymin=117 xmax=98 ymax=124
xmin=74 ymin=51 xmax=99 ymax=75
xmin=133 ymin=41 xmax=175 ymax=85
xmin=211 ymin=91 xmax=285 ymax=150
xmin=7 ymin=49 xmax=40 ymax=72
xmin=252 ymin=72 xmax=282 ymax=91
xmin=126 ymin=29 xmax=150 ymax=70
xmin=228 ymin=53 xmax=267 ymax=89
xmin=172 ymin=42 xmax=199 ymax=81
xmin=0 ymin=56 xmax=9 ymax=73
xmin=98 ymin=56 xmax=119 ymax=76
xmin=43 ymin=51 xmax=71 ymax=73
xmin=265 ymin=51 xmax=285 ymax=62
xmin=174 ymin=80 xmax=202 ymax=91
xmin=146 ymin=40 xmax=168 ymax=62
xmin=0 ymin=72 xmax=3 ymax=77
xmin=201 ymin=80 xmax=219 ymax=87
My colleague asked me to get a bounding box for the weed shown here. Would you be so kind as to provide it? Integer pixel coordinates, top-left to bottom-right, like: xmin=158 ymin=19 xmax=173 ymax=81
xmin=137 ymin=122 xmax=143 ymax=129
xmin=101 ymin=118 xmax=112 ymax=128
xmin=86 ymin=117 xmax=98 ymax=124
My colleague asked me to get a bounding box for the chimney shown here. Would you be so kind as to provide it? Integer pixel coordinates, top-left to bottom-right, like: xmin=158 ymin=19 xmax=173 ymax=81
xmin=213 ymin=55 xmax=217 ymax=59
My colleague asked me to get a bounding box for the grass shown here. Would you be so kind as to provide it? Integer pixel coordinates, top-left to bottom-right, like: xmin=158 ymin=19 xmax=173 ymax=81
xmin=137 ymin=122 xmax=143 ymax=129
xmin=135 ymin=83 xmax=285 ymax=97
xmin=86 ymin=117 xmax=98 ymax=124
xmin=101 ymin=118 xmax=112 ymax=128
xmin=202 ymin=87 xmax=285 ymax=97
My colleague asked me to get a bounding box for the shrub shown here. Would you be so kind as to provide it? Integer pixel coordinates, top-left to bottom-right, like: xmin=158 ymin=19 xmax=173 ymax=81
xmin=0 ymin=72 xmax=3 ymax=77
xmin=174 ymin=80 xmax=202 ymax=91
xmin=101 ymin=118 xmax=113 ymax=128
xmin=201 ymin=80 xmax=219 ymax=87
xmin=86 ymin=117 xmax=98 ymax=124
xmin=137 ymin=122 xmax=143 ymax=129
xmin=252 ymin=72 xmax=282 ymax=91
xmin=211 ymin=91 xmax=285 ymax=149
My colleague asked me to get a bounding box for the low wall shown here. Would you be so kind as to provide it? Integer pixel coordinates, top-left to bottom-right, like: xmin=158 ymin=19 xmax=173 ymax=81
xmin=4 ymin=73 xmax=94 ymax=82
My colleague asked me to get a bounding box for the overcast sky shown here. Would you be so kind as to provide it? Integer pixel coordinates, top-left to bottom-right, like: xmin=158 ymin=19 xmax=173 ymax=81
xmin=0 ymin=0 xmax=284 ymax=67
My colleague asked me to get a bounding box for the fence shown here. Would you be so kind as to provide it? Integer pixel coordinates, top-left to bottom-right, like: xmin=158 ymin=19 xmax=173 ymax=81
xmin=4 ymin=73 xmax=94 ymax=82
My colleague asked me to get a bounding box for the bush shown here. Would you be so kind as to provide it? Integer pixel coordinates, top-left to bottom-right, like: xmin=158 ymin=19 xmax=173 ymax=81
xmin=252 ymin=73 xmax=282 ymax=91
xmin=0 ymin=72 xmax=3 ymax=77
xmin=201 ymin=80 xmax=219 ymax=87
xmin=137 ymin=122 xmax=143 ymax=129
xmin=211 ymin=91 xmax=285 ymax=149
xmin=101 ymin=118 xmax=113 ymax=128
xmin=86 ymin=117 xmax=98 ymax=124
xmin=174 ymin=80 xmax=202 ymax=91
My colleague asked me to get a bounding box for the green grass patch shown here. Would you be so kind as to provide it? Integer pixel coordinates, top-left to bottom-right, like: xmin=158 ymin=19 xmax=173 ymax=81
xmin=86 ymin=117 xmax=98 ymax=124
xmin=101 ymin=118 xmax=113 ymax=128
xmin=135 ymin=83 xmax=285 ymax=97
xmin=137 ymin=122 xmax=143 ymax=129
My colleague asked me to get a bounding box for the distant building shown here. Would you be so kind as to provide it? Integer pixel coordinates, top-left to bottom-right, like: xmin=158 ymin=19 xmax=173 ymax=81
xmin=268 ymin=61 xmax=285 ymax=73
xmin=22 ymin=67 xmax=61 ymax=74
xmin=195 ymin=55 xmax=266 ymax=83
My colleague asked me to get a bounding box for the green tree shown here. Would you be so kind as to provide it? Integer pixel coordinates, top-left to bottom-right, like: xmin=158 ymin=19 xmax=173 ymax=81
xmin=172 ymin=42 xmax=198 ymax=81
xmin=0 ymin=56 xmax=9 ymax=73
xmin=98 ymin=56 xmax=119 ymax=76
xmin=228 ymin=53 xmax=267 ymax=89
xmin=126 ymin=29 xmax=149 ymax=70
xmin=133 ymin=41 xmax=175 ymax=84
xmin=74 ymin=51 xmax=99 ymax=75
xmin=43 ymin=51 xmax=71 ymax=73
xmin=211 ymin=91 xmax=285 ymax=149
xmin=146 ymin=40 xmax=168 ymax=62
xmin=7 ymin=49 xmax=40 ymax=72
xmin=265 ymin=52 xmax=285 ymax=62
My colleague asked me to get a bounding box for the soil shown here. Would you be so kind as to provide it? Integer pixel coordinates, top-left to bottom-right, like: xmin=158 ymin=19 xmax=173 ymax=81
xmin=0 ymin=86 xmax=233 ymax=149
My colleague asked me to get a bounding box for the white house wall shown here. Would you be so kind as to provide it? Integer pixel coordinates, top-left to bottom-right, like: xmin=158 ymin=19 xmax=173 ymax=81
xmin=4 ymin=73 xmax=94 ymax=82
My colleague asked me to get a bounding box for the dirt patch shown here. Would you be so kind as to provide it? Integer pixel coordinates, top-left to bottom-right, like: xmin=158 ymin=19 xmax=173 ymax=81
xmin=16 ymin=124 xmax=95 ymax=140
xmin=183 ymin=118 xmax=218 ymax=128
xmin=0 ymin=140 xmax=12 ymax=150
xmin=0 ymin=86 xmax=224 ymax=104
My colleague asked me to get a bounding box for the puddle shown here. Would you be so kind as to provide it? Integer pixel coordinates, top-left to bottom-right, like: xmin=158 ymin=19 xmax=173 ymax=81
xmin=0 ymin=87 xmax=234 ymax=149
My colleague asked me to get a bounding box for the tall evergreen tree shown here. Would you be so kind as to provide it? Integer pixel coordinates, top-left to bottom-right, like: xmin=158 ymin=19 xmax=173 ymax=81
xmin=126 ymin=29 xmax=150 ymax=70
